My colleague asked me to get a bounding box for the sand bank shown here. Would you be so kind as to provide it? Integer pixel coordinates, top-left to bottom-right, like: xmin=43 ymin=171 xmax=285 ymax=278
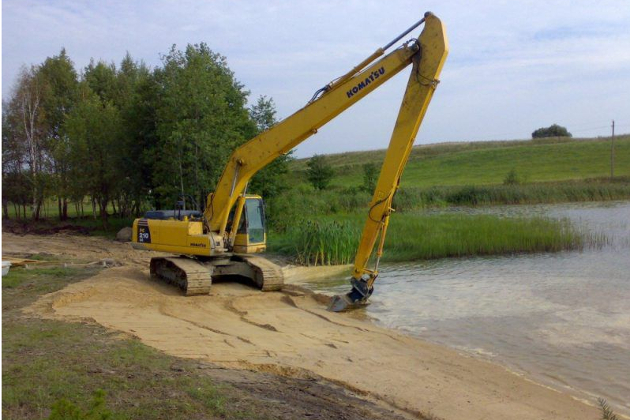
xmin=4 ymin=233 xmax=600 ymax=419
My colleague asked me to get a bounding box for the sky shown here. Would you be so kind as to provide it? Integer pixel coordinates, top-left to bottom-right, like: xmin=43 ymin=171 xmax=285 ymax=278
xmin=2 ymin=0 xmax=630 ymax=157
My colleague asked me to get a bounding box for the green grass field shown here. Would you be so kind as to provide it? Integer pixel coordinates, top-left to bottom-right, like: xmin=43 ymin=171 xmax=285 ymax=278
xmin=292 ymin=135 xmax=630 ymax=189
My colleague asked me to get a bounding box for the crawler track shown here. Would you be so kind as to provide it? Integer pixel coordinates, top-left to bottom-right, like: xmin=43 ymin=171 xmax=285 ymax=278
xmin=240 ymin=255 xmax=284 ymax=291
xmin=149 ymin=255 xmax=284 ymax=295
xmin=150 ymin=257 xmax=213 ymax=295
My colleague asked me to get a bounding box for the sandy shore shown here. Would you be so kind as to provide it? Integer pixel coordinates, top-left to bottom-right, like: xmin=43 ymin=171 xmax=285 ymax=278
xmin=4 ymin=233 xmax=601 ymax=419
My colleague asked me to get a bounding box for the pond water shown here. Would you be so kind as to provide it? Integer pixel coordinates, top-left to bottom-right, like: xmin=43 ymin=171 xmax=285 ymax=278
xmin=301 ymin=201 xmax=630 ymax=415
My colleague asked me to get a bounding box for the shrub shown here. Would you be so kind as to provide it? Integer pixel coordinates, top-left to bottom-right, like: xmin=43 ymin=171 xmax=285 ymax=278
xmin=532 ymin=124 xmax=572 ymax=138
xmin=306 ymin=154 xmax=334 ymax=190
xmin=503 ymin=168 xmax=521 ymax=185
xmin=361 ymin=162 xmax=379 ymax=192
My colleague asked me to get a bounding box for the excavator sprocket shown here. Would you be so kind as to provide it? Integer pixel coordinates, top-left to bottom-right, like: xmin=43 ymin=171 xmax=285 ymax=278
xmin=150 ymin=257 xmax=212 ymax=296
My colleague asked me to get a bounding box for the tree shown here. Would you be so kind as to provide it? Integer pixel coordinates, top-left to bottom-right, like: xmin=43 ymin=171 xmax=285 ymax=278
xmin=306 ymin=154 xmax=334 ymax=190
xmin=151 ymin=43 xmax=255 ymax=209
xmin=65 ymin=85 xmax=123 ymax=227
xmin=2 ymin=102 xmax=31 ymax=218
xmin=84 ymin=59 xmax=118 ymax=103
xmin=248 ymin=96 xmax=293 ymax=199
xmin=39 ymin=48 xmax=79 ymax=220
xmin=361 ymin=162 xmax=379 ymax=192
xmin=249 ymin=95 xmax=276 ymax=131
xmin=8 ymin=65 xmax=48 ymax=220
xmin=116 ymin=55 xmax=158 ymax=216
xmin=532 ymin=124 xmax=572 ymax=139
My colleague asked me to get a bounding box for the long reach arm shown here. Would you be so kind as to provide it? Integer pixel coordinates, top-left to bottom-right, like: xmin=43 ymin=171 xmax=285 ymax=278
xmin=330 ymin=14 xmax=448 ymax=311
xmin=207 ymin=13 xmax=448 ymax=309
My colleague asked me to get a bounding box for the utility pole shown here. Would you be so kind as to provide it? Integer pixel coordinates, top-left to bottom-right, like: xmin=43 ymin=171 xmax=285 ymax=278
xmin=611 ymin=120 xmax=615 ymax=179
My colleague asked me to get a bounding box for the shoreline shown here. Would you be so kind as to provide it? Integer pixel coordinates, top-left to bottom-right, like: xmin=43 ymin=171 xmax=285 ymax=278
xmin=290 ymin=273 xmax=626 ymax=419
xmin=4 ymin=233 xmax=607 ymax=419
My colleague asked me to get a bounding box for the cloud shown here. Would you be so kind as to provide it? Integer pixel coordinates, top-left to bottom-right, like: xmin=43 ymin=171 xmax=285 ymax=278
xmin=3 ymin=0 xmax=629 ymax=156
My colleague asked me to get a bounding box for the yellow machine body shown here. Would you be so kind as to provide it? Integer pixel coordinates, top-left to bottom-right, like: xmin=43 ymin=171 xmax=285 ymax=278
xmin=131 ymin=12 xmax=448 ymax=306
xmin=132 ymin=195 xmax=266 ymax=256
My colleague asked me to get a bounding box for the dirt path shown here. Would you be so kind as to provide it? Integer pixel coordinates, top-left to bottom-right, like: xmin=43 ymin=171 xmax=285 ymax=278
xmin=4 ymin=233 xmax=601 ymax=420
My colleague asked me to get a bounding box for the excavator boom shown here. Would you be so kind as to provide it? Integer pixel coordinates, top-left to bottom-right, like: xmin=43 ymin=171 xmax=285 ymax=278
xmin=330 ymin=13 xmax=449 ymax=311
xmin=207 ymin=13 xmax=447 ymax=240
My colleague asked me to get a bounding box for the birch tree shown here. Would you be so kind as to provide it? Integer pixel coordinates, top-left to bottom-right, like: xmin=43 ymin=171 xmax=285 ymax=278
xmin=12 ymin=66 xmax=47 ymax=220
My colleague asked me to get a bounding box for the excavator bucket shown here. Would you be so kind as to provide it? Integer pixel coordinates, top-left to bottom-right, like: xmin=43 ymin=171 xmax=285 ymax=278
xmin=328 ymin=279 xmax=372 ymax=312
xmin=328 ymin=293 xmax=364 ymax=312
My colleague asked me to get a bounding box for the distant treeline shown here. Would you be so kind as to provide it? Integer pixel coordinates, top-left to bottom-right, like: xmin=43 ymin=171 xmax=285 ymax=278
xmin=2 ymin=45 xmax=290 ymax=224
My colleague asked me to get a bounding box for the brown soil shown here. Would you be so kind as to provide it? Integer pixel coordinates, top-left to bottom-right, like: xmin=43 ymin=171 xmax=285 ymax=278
xmin=3 ymin=232 xmax=602 ymax=420
xmin=3 ymin=219 xmax=93 ymax=236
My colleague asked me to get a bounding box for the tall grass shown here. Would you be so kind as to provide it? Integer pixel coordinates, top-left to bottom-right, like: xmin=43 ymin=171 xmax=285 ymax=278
xmin=271 ymin=219 xmax=359 ymax=265
xmin=268 ymin=213 xmax=604 ymax=265
xmin=383 ymin=213 xmax=600 ymax=261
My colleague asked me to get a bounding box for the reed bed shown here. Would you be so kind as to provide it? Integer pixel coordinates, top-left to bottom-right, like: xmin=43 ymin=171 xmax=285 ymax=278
xmin=382 ymin=214 xmax=604 ymax=262
xmin=271 ymin=219 xmax=359 ymax=266
xmin=268 ymin=213 xmax=605 ymax=265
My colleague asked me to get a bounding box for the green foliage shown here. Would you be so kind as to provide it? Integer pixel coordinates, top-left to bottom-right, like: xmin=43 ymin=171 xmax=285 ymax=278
xmin=151 ymin=43 xmax=255 ymax=208
xmin=306 ymin=154 xmax=334 ymax=190
xmin=503 ymin=168 xmax=521 ymax=185
xmin=248 ymin=95 xmax=293 ymax=199
xmin=532 ymin=124 xmax=572 ymax=138
xmin=264 ymin=184 xmax=370 ymax=232
xmin=249 ymin=95 xmax=277 ymax=132
xmin=2 ymin=44 xmax=278 ymax=219
xmin=382 ymin=213 xmax=596 ymax=261
xmin=39 ymin=49 xmax=80 ymax=220
xmin=84 ymin=60 xmax=118 ymax=103
xmin=269 ymin=213 xmax=601 ymax=263
xmin=48 ymin=390 xmax=111 ymax=420
xmin=64 ymin=86 xmax=123 ymax=226
xmin=271 ymin=219 xmax=360 ymax=265
xmin=40 ymin=48 xmax=80 ymax=138
xmin=362 ymin=162 xmax=379 ymax=192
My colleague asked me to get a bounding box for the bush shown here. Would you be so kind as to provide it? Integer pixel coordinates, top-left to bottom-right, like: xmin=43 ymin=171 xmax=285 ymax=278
xmin=361 ymin=162 xmax=379 ymax=192
xmin=503 ymin=168 xmax=521 ymax=185
xmin=532 ymin=124 xmax=572 ymax=138
xmin=306 ymin=154 xmax=334 ymax=190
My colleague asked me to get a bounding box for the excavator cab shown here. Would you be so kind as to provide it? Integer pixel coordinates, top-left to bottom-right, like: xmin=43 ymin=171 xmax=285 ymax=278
xmin=228 ymin=195 xmax=267 ymax=254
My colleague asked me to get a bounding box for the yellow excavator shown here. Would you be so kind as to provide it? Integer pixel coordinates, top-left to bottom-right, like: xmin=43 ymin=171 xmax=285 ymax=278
xmin=132 ymin=12 xmax=448 ymax=311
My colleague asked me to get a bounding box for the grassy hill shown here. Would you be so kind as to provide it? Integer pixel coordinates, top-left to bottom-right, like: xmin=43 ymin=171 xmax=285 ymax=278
xmin=292 ymin=135 xmax=630 ymax=188
xmin=269 ymin=135 xmax=629 ymax=263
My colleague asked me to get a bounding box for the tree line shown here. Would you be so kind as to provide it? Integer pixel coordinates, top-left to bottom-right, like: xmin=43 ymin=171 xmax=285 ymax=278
xmin=2 ymin=44 xmax=290 ymax=225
